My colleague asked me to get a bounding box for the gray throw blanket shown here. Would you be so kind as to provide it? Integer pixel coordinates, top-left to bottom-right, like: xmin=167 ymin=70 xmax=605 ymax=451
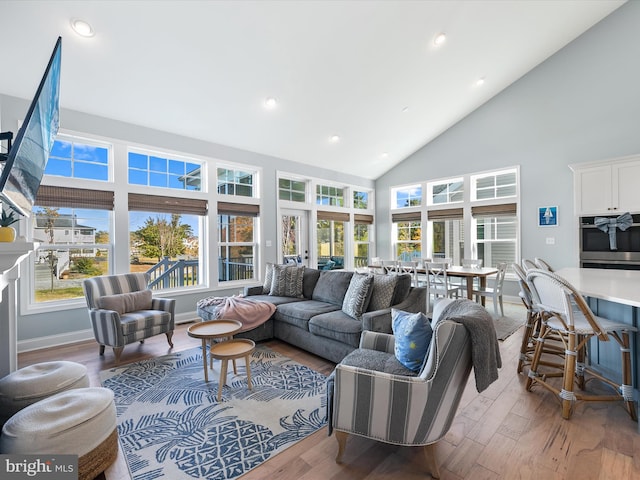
xmin=439 ymin=299 xmax=502 ymax=393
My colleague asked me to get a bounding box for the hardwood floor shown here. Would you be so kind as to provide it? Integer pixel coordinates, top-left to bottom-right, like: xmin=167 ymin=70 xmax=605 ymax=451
xmin=17 ymin=305 xmax=640 ymax=479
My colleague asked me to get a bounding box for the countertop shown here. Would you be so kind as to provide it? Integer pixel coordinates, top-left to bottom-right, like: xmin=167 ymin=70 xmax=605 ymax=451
xmin=556 ymin=267 xmax=640 ymax=308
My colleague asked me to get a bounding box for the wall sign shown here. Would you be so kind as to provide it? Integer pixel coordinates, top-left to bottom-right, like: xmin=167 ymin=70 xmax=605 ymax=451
xmin=538 ymin=206 xmax=558 ymax=227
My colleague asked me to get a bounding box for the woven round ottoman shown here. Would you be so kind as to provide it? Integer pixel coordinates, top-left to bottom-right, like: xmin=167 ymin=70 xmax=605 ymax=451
xmin=0 ymin=387 xmax=118 ymax=480
xmin=0 ymin=361 xmax=89 ymax=426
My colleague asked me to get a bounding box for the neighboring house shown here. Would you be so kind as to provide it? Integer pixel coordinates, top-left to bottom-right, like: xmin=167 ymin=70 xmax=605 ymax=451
xmin=33 ymin=214 xmax=97 ymax=274
xmin=33 ymin=214 xmax=96 ymax=248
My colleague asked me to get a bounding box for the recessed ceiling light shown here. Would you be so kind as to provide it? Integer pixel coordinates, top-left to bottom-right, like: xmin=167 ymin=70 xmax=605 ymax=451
xmin=381 ymin=152 xmax=389 ymax=159
xmin=70 ymin=18 xmax=94 ymax=37
xmin=402 ymin=106 xmax=409 ymax=113
xmin=330 ymin=135 xmax=341 ymax=143
xmin=434 ymin=33 xmax=447 ymax=46
xmin=476 ymin=77 xmax=486 ymax=86
xmin=264 ymin=97 xmax=277 ymax=109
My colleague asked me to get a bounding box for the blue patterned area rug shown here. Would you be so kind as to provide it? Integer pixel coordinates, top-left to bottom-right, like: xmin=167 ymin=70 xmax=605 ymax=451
xmin=100 ymin=346 xmax=327 ymax=480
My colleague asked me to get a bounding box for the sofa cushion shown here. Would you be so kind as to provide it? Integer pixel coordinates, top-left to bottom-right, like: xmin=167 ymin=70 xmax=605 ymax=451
xmin=391 ymin=274 xmax=412 ymax=305
xmin=342 ymin=273 xmax=373 ymax=319
xmin=312 ymin=270 xmax=354 ymax=306
xmin=302 ymin=268 xmax=321 ymax=299
xmin=242 ymin=294 xmax=305 ymax=307
xmin=392 ymin=308 xmax=432 ymax=373
xmin=270 ymin=264 xmax=305 ymax=298
xmin=338 ymin=348 xmax=417 ymax=376
xmin=309 ymin=310 xmax=363 ymax=347
xmin=367 ymin=274 xmax=398 ymax=311
xmin=96 ymin=290 xmax=152 ymax=315
xmin=275 ymin=300 xmax=341 ymax=330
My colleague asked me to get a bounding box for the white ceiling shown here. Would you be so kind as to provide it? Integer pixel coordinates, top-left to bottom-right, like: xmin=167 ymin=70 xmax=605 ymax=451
xmin=0 ymin=1 xmax=625 ymax=180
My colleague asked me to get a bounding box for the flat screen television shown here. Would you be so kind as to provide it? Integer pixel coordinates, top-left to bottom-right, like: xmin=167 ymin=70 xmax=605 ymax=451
xmin=0 ymin=36 xmax=61 ymax=217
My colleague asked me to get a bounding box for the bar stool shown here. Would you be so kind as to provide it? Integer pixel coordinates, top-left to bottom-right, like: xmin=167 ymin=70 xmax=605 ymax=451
xmin=526 ymin=269 xmax=637 ymax=420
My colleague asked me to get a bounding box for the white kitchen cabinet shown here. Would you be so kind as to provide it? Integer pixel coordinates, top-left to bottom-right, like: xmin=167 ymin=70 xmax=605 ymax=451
xmin=570 ymin=156 xmax=640 ymax=215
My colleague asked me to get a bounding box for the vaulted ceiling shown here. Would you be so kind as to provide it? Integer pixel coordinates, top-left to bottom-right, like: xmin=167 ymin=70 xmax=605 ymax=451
xmin=0 ymin=1 xmax=625 ymax=179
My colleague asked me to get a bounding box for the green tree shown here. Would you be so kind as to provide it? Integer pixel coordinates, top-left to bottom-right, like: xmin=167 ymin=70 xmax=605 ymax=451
xmin=95 ymin=230 xmax=109 ymax=244
xmin=37 ymin=207 xmax=60 ymax=292
xmin=134 ymin=214 xmax=192 ymax=261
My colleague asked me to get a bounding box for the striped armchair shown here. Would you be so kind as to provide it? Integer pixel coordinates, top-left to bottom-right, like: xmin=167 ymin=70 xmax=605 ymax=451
xmin=328 ymin=318 xmax=472 ymax=478
xmin=82 ymin=273 xmax=175 ymax=363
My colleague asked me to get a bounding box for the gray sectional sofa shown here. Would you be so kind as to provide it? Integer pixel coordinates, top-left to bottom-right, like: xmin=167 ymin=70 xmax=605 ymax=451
xmin=238 ymin=267 xmax=427 ymax=363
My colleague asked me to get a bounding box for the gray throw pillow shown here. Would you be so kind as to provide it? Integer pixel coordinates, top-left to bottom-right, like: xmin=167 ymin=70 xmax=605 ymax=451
xmin=96 ymin=290 xmax=153 ymax=315
xmin=262 ymin=263 xmax=275 ymax=294
xmin=367 ymin=274 xmax=398 ymax=311
xmin=342 ymin=273 xmax=373 ymax=319
xmin=269 ymin=264 xmax=305 ymax=298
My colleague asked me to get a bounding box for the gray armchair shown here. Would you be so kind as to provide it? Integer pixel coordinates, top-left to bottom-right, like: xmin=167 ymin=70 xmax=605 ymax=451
xmin=327 ymin=305 xmax=474 ymax=478
xmin=82 ymin=273 xmax=175 ymax=363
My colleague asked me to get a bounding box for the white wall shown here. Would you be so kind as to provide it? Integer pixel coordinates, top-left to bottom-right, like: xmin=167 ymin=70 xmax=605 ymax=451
xmin=375 ymin=1 xmax=640 ymax=276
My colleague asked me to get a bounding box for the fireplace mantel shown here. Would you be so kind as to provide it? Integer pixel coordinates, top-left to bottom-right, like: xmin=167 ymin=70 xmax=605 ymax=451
xmin=0 ymin=240 xmax=36 ymax=276
xmin=1 ymin=240 xmax=37 ymax=377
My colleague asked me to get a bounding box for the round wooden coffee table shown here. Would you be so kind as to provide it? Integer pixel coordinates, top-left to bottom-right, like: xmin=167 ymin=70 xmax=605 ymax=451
xmin=187 ymin=319 xmax=242 ymax=382
xmin=209 ymin=338 xmax=256 ymax=401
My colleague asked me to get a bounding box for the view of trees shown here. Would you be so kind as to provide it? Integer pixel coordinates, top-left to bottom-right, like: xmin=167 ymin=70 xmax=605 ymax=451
xmin=132 ymin=214 xmax=193 ymax=261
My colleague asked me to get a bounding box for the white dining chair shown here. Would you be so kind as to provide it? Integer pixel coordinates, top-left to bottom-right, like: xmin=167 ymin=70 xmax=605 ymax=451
xmin=398 ymin=260 xmax=419 ymax=286
xmin=381 ymin=260 xmax=400 ymax=274
xmin=457 ymin=258 xmax=483 ymax=290
xmin=425 ymin=261 xmax=461 ymax=301
xmin=416 ymin=257 xmax=432 ymax=286
xmin=472 ymin=262 xmax=507 ymax=317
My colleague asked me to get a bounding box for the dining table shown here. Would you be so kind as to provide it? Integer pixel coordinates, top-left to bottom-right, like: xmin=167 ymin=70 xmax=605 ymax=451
xmin=369 ymin=263 xmax=498 ymax=302
xmin=421 ymin=265 xmax=499 ymax=302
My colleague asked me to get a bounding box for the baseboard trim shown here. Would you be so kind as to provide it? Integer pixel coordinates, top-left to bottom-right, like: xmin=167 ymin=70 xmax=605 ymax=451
xmin=17 ymin=312 xmax=199 ymax=353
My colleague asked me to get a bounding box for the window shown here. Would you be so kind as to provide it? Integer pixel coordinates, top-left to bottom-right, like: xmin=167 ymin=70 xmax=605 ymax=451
xmin=317 ymin=211 xmax=348 ymax=269
xmin=279 ymin=178 xmax=306 ymax=202
xmin=395 ymin=221 xmax=421 ymax=260
xmin=354 ymin=214 xmax=373 ymax=268
xmin=393 ymin=185 xmax=422 ymax=208
xmin=316 ymin=184 xmax=344 ymax=206
xmin=45 ymin=137 xmax=109 ymax=181
xmin=217 ymin=202 xmax=259 ymax=282
xmin=317 ymin=220 xmax=345 ymax=269
xmin=218 ymin=207 xmax=257 ymax=282
xmin=218 ymin=167 xmax=255 ymax=197
xmin=128 ymin=151 xmax=202 ymax=191
xmin=128 ymin=193 xmax=206 ymax=290
xmin=428 ymin=209 xmax=464 ymax=264
xmin=392 ymin=167 xmax=519 ymax=267
xmin=472 ymin=203 xmax=517 ymax=269
xmin=277 ymin=172 xmax=376 ymax=271
xmin=353 ymin=190 xmax=370 ymax=209
xmin=429 ymin=179 xmax=463 ymax=205
xmin=472 ymin=170 xmax=517 ymax=201
xmin=32 ymin=186 xmax=113 ymax=304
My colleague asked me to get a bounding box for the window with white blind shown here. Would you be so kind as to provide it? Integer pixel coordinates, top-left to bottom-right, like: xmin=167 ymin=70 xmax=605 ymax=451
xmin=391 ymin=167 xmax=519 ymax=269
xmin=31 ymin=186 xmax=114 ymax=304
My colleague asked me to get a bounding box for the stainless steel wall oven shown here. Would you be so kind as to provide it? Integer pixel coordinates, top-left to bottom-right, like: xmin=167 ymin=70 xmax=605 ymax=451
xmin=580 ymin=214 xmax=640 ymax=269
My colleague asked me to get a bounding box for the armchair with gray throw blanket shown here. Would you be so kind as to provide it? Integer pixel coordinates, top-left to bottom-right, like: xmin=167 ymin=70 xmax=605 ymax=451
xmin=82 ymin=273 xmax=175 ymax=363
xmin=326 ymin=298 xmax=501 ymax=478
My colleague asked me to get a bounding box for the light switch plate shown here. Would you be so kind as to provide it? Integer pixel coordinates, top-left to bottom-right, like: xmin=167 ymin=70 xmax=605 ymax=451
xmin=546 ymin=237 xmax=555 ymax=245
